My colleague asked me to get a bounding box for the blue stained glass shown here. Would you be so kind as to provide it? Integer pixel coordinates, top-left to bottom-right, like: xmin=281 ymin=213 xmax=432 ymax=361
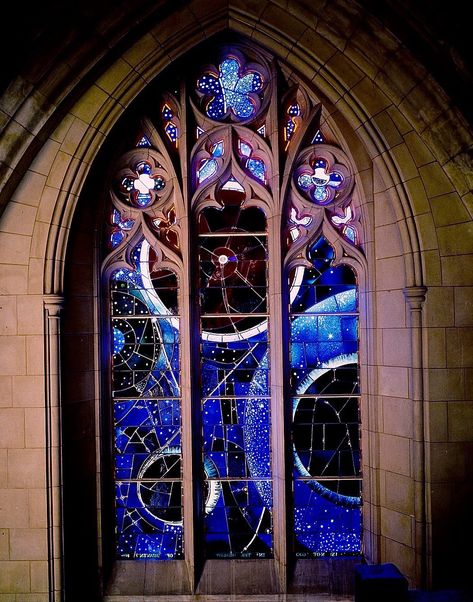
xmin=136 ymin=192 xmax=152 ymax=207
xmin=204 ymin=480 xmax=273 ymax=558
xmin=113 ymin=326 xmax=125 ymax=354
xmin=211 ymin=140 xmax=224 ymax=157
xmin=120 ymin=162 xmax=165 ymax=208
xmin=313 ymin=186 xmax=328 ymax=202
xmin=111 ymin=230 xmax=125 ymax=248
xmin=114 ymin=398 xmax=182 ymax=480
xmin=197 ymin=57 xmax=264 ymax=120
xmin=110 ymin=210 xmax=135 ymax=248
xmin=116 ymin=481 xmax=183 ymax=559
xmin=239 ymin=140 xmax=252 ymax=157
xmin=111 ymin=238 xmax=183 ymax=560
xmin=111 ymin=318 xmax=180 ymax=398
xmin=289 ymin=236 xmax=361 ymax=557
xmin=137 ymin=135 xmax=152 ymax=147
xmin=197 ymin=140 xmax=224 ymax=184
xmin=161 ymin=105 xmax=179 ymax=144
xmin=121 ymin=177 xmax=134 ymax=192
xmin=285 ymin=103 xmax=301 ymax=146
xmin=139 ymin=161 xmax=152 ymax=174
xmin=165 ymin=122 xmax=178 ymax=143
xmin=201 ymin=338 xmax=269 ymax=398
xmin=198 ymin=198 xmax=272 ymax=559
xmin=246 ymin=157 xmax=266 ymax=183
xmin=112 ymin=208 xmax=121 ymax=225
xmin=293 ymin=481 xmax=361 ymax=556
xmin=344 ymin=225 xmax=356 ymax=243
xmin=297 ymin=161 xmax=344 ymax=206
xmin=162 ymin=104 xmax=173 ymax=120
xmin=297 ymin=174 xmax=311 ymax=190
xmin=198 ymin=158 xmax=218 ymax=183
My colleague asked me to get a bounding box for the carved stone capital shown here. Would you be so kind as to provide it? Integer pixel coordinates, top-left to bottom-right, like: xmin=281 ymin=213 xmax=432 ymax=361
xmin=403 ymin=286 xmax=427 ymax=311
xmin=44 ymin=294 xmax=65 ymax=317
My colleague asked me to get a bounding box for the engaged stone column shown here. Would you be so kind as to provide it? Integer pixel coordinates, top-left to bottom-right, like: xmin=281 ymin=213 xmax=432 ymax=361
xmin=44 ymin=295 xmax=65 ymax=602
xmin=403 ymin=286 xmax=429 ymax=589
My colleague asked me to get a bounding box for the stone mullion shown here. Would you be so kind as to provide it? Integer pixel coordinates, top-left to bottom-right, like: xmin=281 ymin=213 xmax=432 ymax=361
xmin=43 ymin=294 xmax=65 ymax=602
xmin=179 ymin=80 xmax=197 ymax=590
xmin=179 ymin=214 xmax=197 ymax=588
xmin=267 ymin=72 xmax=287 ymax=591
xmin=268 ymin=210 xmax=288 ymax=592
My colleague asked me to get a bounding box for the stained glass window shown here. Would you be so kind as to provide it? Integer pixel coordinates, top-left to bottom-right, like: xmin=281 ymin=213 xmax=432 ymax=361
xmin=103 ymin=43 xmax=363 ymax=573
xmin=289 ymin=237 xmax=361 ymax=556
xmin=198 ymin=197 xmax=272 ymax=558
xmin=110 ymin=242 xmax=183 ymax=559
xmin=197 ymin=55 xmax=265 ymax=120
xmin=284 ymin=102 xmax=301 ymax=148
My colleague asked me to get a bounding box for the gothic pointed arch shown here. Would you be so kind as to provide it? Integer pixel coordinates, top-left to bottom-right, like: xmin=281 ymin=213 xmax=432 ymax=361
xmin=64 ymin=36 xmax=367 ymax=598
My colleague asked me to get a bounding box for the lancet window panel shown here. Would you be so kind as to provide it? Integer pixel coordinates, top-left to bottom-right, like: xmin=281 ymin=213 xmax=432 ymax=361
xmin=288 ymin=237 xmax=361 ymax=557
xmin=109 ymin=243 xmax=183 ymax=560
xmin=198 ymin=198 xmax=273 ymax=559
xmin=101 ymin=40 xmax=364 ymax=569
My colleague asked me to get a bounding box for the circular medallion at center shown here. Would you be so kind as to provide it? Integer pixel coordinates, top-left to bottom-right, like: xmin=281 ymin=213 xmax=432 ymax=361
xmin=212 ymin=246 xmax=238 ymax=278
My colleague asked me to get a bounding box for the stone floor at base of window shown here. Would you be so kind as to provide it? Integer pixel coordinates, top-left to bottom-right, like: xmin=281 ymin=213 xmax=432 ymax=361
xmin=104 ymin=590 xmax=472 ymax=602
xmin=104 ymin=596 xmax=353 ymax=601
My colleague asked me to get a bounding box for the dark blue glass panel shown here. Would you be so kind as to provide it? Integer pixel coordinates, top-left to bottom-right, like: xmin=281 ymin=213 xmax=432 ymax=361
xmin=110 ymin=238 xmax=182 ymax=560
xmin=289 ymin=236 xmax=361 ymax=556
xmin=199 ymin=194 xmax=272 ymax=559
xmin=116 ymin=481 xmax=183 ymax=559
xmin=199 ymin=233 xmax=268 ymax=315
xmin=292 ymin=364 xmax=359 ymax=397
xmin=246 ymin=157 xmax=266 ymax=183
xmin=199 ymin=205 xmax=266 ymax=234
xmin=202 ymin=397 xmax=270 ymax=425
xmin=292 ymin=396 xmax=360 ymax=479
xmin=289 ymin=242 xmax=357 ymax=315
xmin=112 ymin=317 xmax=180 ymax=398
xmin=293 ymin=480 xmax=361 ymax=556
xmin=202 ymin=397 xmax=271 ymax=479
xmin=203 ymin=480 xmax=273 ymax=558
xmin=112 ymin=268 xmax=178 ymax=316
xmin=114 ymin=399 xmax=182 ymax=480
xmin=290 ymin=285 xmax=357 ymax=314
xmin=200 ymin=335 xmax=269 ymax=398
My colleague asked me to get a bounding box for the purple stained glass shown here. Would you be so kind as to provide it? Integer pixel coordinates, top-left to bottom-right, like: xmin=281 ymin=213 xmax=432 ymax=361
xmin=109 ymin=209 xmax=135 ymax=249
